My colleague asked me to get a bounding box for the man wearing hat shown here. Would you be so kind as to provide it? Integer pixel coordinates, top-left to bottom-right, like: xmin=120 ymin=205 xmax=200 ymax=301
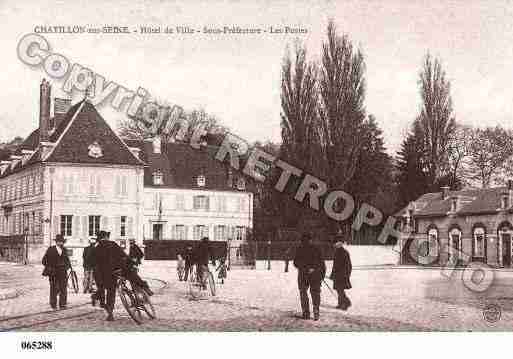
xmin=293 ymin=233 xmax=326 ymax=321
xmin=42 ymin=234 xmax=71 ymax=310
xmin=93 ymin=230 xmax=153 ymax=321
xmin=92 ymin=230 xmax=125 ymax=321
xmin=330 ymin=235 xmax=352 ymax=310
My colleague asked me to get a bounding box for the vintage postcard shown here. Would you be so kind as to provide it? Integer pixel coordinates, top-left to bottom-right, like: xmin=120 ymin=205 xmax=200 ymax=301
xmin=0 ymin=0 xmax=512 ymax=356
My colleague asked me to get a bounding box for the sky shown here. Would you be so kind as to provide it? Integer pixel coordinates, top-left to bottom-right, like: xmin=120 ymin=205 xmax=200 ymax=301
xmin=1 ymin=0 xmax=513 ymax=154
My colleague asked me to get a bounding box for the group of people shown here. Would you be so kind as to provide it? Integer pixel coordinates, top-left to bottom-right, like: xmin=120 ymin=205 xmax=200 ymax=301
xmin=177 ymin=237 xmax=228 ymax=285
xmin=42 ymin=231 xmax=152 ymax=321
xmin=42 ymin=231 xmax=351 ymax=323
xmin=293 ymin=233 xmax=352 ymax=321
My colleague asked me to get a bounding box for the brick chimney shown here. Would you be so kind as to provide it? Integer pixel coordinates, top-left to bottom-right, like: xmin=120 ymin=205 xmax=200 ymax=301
xmin=39 ymin=79 xmax=51 ymax=144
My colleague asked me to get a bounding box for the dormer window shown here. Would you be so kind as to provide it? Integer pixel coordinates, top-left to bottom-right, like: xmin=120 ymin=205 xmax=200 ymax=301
xmin=153 ymin=170 xmax=163 ymax=185
xmin=450 ymin=196 xmax=459 ymax=212
xmin=501 ymin=193 xmax=510 ymax=209
xmin=197 ymin=175 xmax=206 ymax=187
xmin=237 ymin=177 xmax=246 ymax=190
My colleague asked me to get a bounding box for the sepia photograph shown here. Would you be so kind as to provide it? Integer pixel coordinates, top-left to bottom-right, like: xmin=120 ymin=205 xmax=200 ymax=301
xmin=1 ymin=0 xmax=513 ymax=356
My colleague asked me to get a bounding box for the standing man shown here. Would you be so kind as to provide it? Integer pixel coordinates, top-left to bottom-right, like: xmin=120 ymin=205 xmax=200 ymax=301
xmin=330 ymin=236 xmax=352 ymax=310
xmin=42 ymin=234 xmax=71 ymax=310
xmin=183 ymin=246 xmax=194 ymax=281
xmin=128 ymin=238 xmax=144 ymax=266
xmin=194 ymin=237 xmax=215 ymax=288
xmin=82 ymin=238 xmax=96 ymax=294
xmin=293 ymin=233 xmax=326 ymax=321
xmin=92 ymin=231 xmax=126 ymax=321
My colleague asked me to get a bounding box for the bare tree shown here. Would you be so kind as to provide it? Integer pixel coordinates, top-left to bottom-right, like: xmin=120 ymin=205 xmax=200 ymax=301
xmin=467 ymin=126 xmax=513 ymax=188
xmin=118 ymin=100 xmax=227 ymax=143
xmin=446 ymin=124 xmax=473 ymax=187
xmin=417 ymin=53 xmax=456 ymax=189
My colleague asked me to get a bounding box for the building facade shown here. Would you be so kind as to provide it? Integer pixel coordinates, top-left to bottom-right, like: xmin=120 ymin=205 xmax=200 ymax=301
xmin=0 ymin=79 xmax=253 ymax=264
xmin=396 ymin=184 xmax=513 ymax=268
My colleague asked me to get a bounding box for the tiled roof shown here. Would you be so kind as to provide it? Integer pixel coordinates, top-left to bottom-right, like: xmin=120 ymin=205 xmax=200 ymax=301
xmin=45 ymin=101 xmax=143 ymax=166
xmin=398 ymin=187 xmax=509 ymax=218
xmin=125 ymin=139 xmax=248 ymax=192
xmin=1 ymin=100 xmax=143 ymax=178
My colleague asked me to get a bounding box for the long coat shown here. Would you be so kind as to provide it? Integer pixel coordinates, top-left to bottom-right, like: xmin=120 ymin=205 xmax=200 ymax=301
xmin=92 ymin=240 xmax=127 ymax=288
xmin=42 ymin=246 xmax=71 ymax=276
xmin=330 ymin=244 xmax=352 ymax=290
xmin=128 ymin=244 xmax=144 ymax=265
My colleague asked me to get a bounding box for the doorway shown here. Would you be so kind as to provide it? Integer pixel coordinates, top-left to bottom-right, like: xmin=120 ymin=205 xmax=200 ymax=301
xmin=501 ymin=233 xmax=512 ymax=267
xmin=153 ymin=223 xmax=163 ymax=240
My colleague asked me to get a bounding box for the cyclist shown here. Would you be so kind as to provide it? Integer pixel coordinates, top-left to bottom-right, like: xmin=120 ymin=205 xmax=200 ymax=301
xmin=92 ymin=231 xmax=153 ymax=321
xmin=193 ymin=237 xmax=216 ymax=289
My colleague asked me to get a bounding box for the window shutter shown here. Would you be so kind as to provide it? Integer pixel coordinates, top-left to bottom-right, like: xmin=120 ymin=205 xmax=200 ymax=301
xmin=115 ymin=216 xmax=121 ymax=237
xmin=184 ymin=225 xmax=189 ymax=240
xmin=73 ymin=215 xmax=80 ymax=239
xmin=127 ymin=217 xmax=133 ymax=237
xmin=115 ymin=176 xmax=120 ymax=197
xmin=101 ymin=216 xmax=109 ymax=232
xmin=53 ymin=215 xmax=59 ymax=237
xmin=96 ymin=176 xmax=102 ymax=196
xmin=122 ymin=176 xmax=128 ymax=196
xmin=82 ymin=216 xmax=88 ymax=237
xmin=171 ymin=225 xmax=176 ymax=240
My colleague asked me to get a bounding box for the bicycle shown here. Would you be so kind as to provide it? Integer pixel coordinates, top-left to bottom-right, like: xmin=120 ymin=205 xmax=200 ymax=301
xmin=116 ymin=272 xmax=156 ymax=324
xmin=188 ymin=264 xmax=216 ymax=299
xmin=67 ymin=268 xmax=79 ymax=294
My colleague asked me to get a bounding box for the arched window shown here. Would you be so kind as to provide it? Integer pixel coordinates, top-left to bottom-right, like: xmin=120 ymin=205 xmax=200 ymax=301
xmin=427 ymin=227 xmax=438 ymax=256
xmin=473 ymin=227 xmax=485 ymax=258
xmin=449 ymin=226 xmax=462 ymax=263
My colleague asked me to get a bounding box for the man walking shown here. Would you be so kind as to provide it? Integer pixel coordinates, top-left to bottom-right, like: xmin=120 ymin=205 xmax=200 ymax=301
xmin=293 ymin=233 xmax=326 ymax=321
xmin=330 ymin=236 xmax=352 ymax=310
xmin=42 ymin=234 xmax=71 ymax=310
xmin=183 ymin=246 xmax=194 ymax=281
xmin=82 ymin=238 xmax=96 ymax=293
xmin=92 ymin=231 xmax=126 ymax=321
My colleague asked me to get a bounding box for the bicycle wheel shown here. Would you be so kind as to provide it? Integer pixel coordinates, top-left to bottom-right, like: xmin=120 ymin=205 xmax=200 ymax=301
xmin=188 ymin=270 xmax=202 ymax=299
xmin=68 ymin=270 xmax=79 ymax=294
xmin=118 ymin=282 xmax=142 ymax=324
xmin=207 ymin=271 xmax=216 ymax=296
xmin=135 ymin=287 xmax=156 ymax=319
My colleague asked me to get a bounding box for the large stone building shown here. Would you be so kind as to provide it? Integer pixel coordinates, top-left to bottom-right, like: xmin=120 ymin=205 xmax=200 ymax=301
xmin=396 ymin=184 xmax=513 ymax=267
xmin=0 ymin=80 xmax=253 ymax=264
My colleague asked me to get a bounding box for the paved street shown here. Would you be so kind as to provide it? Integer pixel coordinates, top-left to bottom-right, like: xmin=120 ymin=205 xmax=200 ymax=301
xmin=0 ymin=261 xmax=512 ymax=331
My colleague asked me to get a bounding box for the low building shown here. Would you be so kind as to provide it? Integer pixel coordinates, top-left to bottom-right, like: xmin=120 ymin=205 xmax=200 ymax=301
xmin=0 ymin=79 xmax=253 ymax=264
xmin=396 ymin=183 xmax=513 ymax=267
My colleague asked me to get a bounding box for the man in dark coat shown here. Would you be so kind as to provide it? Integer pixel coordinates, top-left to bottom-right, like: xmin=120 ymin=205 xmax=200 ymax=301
xmin=193 ymin=237 xmax=215 ymax=288
xmin=92 ymin=231 xmax=153 ymax=321
xmin=293 ymin=233 xmax=326 ymax=321
xmin=330 ymin=236 xmax=352 ymax=310
xmin=42 ymin=234 xmax=71 ymax=310
xmin=82 ymin=238 xmax=96 ymax=294
xmin=128 ymin=238 xmax=144 ymax=266
xmin=91 ymin=231 xmax=124 ymax=321
xmin=183 ymin=246 xmax=194 ymax=281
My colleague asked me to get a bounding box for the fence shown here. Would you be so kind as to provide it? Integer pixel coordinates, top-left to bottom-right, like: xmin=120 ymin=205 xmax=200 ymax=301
xmin=0 ymin=235 xmax=26 ymax=263
xmin=143 ymin=239 xmax=228 ymax=260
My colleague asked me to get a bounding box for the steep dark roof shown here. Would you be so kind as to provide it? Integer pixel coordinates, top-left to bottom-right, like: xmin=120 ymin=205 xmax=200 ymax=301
xmin=125 ymin=140 xmax=247 ymax=191
xmin=45 ymin=101 xmax=143 ymax=166
xmin=397 ymin=187 xmax=509 ymax=218
xmin=1 ymin=100 xmax=143 ymax=178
